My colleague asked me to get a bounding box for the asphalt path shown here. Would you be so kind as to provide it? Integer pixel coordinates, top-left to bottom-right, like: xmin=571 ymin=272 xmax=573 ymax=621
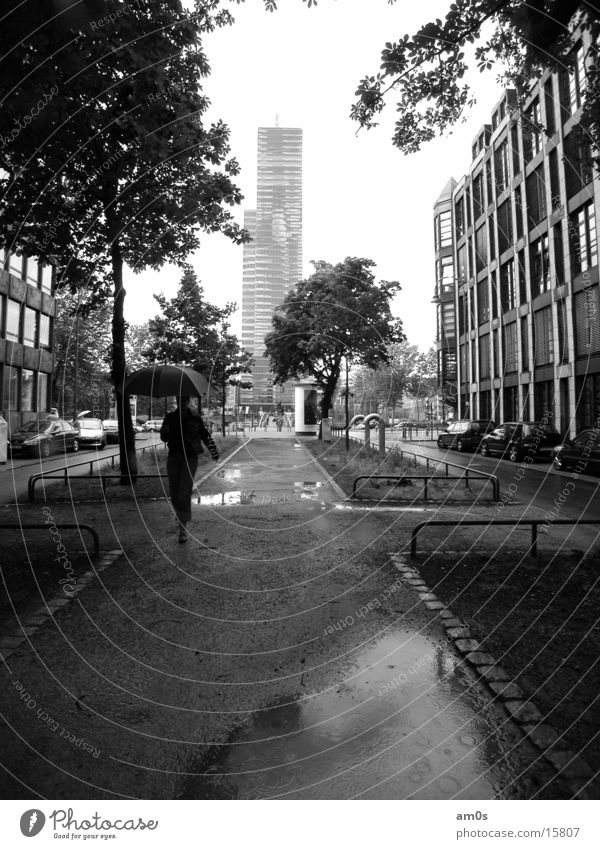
xmin=0 ymin=433 xmax=162 ymax=505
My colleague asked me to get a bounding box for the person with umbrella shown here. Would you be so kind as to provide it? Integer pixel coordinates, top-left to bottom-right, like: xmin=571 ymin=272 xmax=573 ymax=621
xmin=160 ymin=395 xmax=219 ymax=543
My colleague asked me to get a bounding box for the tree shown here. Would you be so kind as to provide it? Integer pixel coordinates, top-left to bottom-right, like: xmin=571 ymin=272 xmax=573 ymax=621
xmin=350 ymin=1 xmax=599 ymax=159
xmin=207 ymin=327 xmax=253 ymax=435
xmin=264 ymin=257 xmax=404 ymax=420
xmin=0 ymin=1 xmax=247 ymax=481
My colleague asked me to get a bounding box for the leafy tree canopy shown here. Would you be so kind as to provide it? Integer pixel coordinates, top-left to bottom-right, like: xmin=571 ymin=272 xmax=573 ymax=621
xmin=264 ymin=257 xmax=404 ymax=418
xmin=349 ymin=0 xmax=599 ymax=155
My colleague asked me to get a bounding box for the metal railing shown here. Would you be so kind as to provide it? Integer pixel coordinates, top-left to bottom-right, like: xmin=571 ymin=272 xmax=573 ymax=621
xmin=0 ymin=523 xmax=100 ymax=555
xmin=410 ymin=519 xmax=600 ymax=558
xmin=351 ymin=473 xmax=498 ymax=501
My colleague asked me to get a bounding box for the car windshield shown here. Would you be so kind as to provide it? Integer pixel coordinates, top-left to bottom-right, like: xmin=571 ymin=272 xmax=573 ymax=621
xmin=17 ymin=419 xmax=53 ymax=433
xmin=79 ymin=419 xmax=102 ymax=429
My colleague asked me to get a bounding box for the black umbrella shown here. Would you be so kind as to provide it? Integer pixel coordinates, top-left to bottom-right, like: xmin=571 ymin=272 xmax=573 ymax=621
xmin=125 ymin=365 xmax=210 ymax=398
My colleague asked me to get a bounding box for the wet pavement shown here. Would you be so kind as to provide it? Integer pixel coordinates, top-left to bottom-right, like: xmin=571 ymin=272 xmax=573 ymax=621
xmin=0 ymin=436 xmax=566 ymax=799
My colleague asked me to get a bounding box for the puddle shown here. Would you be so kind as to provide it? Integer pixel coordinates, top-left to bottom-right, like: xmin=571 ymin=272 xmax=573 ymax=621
xmin=216 ymin=468 xmax=242 ymax=481
xmin=192 ymin=491 xmax=256 ymax=506
xmin=177 ymin=633 xmax=529 ymax=800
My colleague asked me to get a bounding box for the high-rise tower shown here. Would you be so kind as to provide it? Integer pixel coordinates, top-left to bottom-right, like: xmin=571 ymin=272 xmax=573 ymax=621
xmin=241 ymin=126 xmax=303 ymax=408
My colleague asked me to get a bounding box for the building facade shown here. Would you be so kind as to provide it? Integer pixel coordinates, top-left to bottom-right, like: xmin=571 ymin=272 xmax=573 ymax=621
xmin=241 ymin=125 xmax=303 ymax=409
xmin=1 ymin=249 xmax=55 ymax=431
xmin=434 ymin=37 xmax=599 ymax=438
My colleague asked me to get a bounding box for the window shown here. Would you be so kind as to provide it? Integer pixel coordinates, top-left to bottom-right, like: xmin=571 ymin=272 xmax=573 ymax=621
xmin=521 ymin=317 xmax=529 ymax=370
xmin=503 ymin=322 xmax=518 ymax=373
xmin=564 ymin=131 xmax=594 ymax=196
xmin=439 ymin=256 xmax=454 ymax=293
xmin=485 ymin=162 xmax=493 ymax=207
xmin=500 ymin=259 xmax=516 ymax=312
xmin=9 ymin=253 xmax=23 ymax=278
xmin=37 ymin=373 xmax=49 ymax=412
xmin=469 ymin=289 xmax=476 ymax=331
xmin=475 ymin=224 xmax=488 ymax=272
xmin=455 ymin=196 xmax=465 ymax=238
xmin=511 ymin=124 xmax=521 ymax=175
xmin=26 ymin=258 xmax=39 ymax=287
xmin=557 ymin=299 xmax=569 ymax=363
xmin=544 ymin=78 xmax=556 ymax=136
xmin=23 ymin=307 xmax=36 ymax=346
xmin=526 ymin=166 xmax=547 ymax=228
xmin=534 ymin=307 xmax=554 ymax=365
xmin=530 ymin=235 xmax=550 ymax=296
xmin=489 ymin=214 xmax=496 ymax=262
xmin=457 ymin=244 xmax=467 ymax=282
xmin=479 ymin=334 xmax=490 ymax=378
xmin=477 ymin=278 xmax=489 ymax=324
xmin=458 ymin=295 xmax=466 ymax=336
xmin=21 ymin=369 xmax=34 ymax=411
xmin=438 ymin=210 xmax=452 ymax=247
xmin=493 ymin=328 xmax=500 ymax=377
xmin=549 ymin=148 xmax=561 ymax=209
xmin=494 ymin=139 xmax=510 ymax=193
xmin=6 ymin=299 xmax=20 ymax=342
xmin=39 ymin=314 xmax=51 ymax=348
xmin=2 ymin=365 xmax=19 ymax=411
xmin=473 ymin=173 xmax=485 ymax=219
xmin=460 ymin=343 xmax=468 ymax=383
xmin=497 ymin=200 xmax=513 ymax=254
xmin=574 ymin=286 xmax=600 ymax=356
xmin=40 ymin=264 xmax=53 ymax=294
xmin=568 ymin=43 xmax=587 ymax=114
xmin=553 ymin=222 xmax=565 ymax=285
xmin=523 ymin=98 xmax=543 ymax=161
xmin=570 ymin=201 xmax=597 ymax=275
xmin=515 ymin=184 xmax=524 ymax=240
xmin=517 ymin=250 xmax=527 ymax=303
xmin=490 ymin=270 xmax=498 ymax=320
xmin=466 ymin=187 xmax=472 ymax=228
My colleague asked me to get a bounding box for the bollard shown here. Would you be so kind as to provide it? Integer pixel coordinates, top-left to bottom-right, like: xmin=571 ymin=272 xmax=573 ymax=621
xmin=379 ymin=423 xmax=385 ymax=454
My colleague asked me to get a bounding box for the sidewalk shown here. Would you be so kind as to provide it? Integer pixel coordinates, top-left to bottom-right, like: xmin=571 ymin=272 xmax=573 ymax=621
xmin=0 ymin=437 xmax=567 ymax=799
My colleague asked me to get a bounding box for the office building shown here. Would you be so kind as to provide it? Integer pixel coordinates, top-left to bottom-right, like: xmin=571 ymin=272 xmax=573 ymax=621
xmin=1 ymin=249 xmax=55 ymax=431
xmin=241 ymin=125 xmax=303 ymax=409
xmin=433 ymin=33 xmax=599 ymax=437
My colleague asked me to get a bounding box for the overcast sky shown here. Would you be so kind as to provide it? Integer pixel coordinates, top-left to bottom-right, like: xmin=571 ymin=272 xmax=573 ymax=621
xmin=124 ymin=0 xmax=503 ymax=351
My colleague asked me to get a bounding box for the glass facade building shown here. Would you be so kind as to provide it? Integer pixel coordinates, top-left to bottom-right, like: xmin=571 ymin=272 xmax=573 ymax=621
xmin=0 ymin=249 xmax=55 ymax=431
xmin=433 ymin=34 xmax=600 ymax=438
xmin=241 ymin=126 xmax=303 ymax=408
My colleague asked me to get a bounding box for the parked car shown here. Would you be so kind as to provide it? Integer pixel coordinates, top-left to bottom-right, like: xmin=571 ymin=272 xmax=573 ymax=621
xmin=480 ymin=421 xmax=562 ymax=462
xmin=144 ymin=419 xmax=163 ymax=432
xmin=75 ymin=417 xmax=106 ymax=449
xmin=437 ymin=419 xmax=495 ymax=452
xmin=8 ymin=417 xmax=80 ymax=458
xmin=102 ymin=419 xmax=119 ymax=444
xmin=553 ymin=428 xmax=600 ymax=474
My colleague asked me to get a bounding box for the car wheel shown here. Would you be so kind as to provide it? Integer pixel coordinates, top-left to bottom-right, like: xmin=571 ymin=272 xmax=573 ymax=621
xmin=480 ymin=443 xmax=489 ymax=457
xmin=457 ymin=439 xmax=465 ymax=452
xmin=437 ymin=436 xmax=444 ymax=448
xmin=40 ymin=442 xmax=51 ymax=459
xmin=553 ymin=455 xmax=566 ymax=472
xmin=508 ymin=445 xmax=521 ymax=463
xmin=72 ymin=439 xmax=79 ymax=453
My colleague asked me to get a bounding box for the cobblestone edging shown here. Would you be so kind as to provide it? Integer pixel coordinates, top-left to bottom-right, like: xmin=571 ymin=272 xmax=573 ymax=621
xmin=389 ymin=553 xmax=596 ymax=800
xmin=0 ymin=549 xmax=123 ymax=662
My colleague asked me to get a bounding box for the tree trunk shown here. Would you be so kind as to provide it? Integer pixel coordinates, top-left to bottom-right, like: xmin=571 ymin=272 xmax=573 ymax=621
xmin=110 ymin=240 xmax=137 ymax=484
xmin=221 ymin=378 xmax=226 ymax=436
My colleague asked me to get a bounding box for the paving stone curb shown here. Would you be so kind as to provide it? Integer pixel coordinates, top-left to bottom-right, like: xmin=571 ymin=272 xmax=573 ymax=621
xmin=0 ymin=549 xmax=123 ymax=663
xmin=388 ymin=552 xmax=596 ymax=799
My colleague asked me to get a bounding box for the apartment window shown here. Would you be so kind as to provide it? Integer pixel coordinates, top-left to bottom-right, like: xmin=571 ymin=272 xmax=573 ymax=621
xmin=479 ymin=334 xmax=490 ymax=378
xmin=469 ymin=289 xmax=476 ymax=331
xmin=457 ymin=244 xmax=467 ymax=282
xmin=460 ymin=344 xmax=468 ymax=383
xmin=468 ymin=236 xmax=474 ymax=278
xmin=526 ymin=166 xmax=547 ymax=228
xmin=475 ymin=224 xmax=488 ymax=272
xmin=466 ymin=187 xmax=472 ymax=228
xmin=517 ymin=250 xmax=527 ymax=303
xmin=2 ymin=365 xmax=19 ymax=411
xmin=493 ymin=328 xmax=500 ymax=377
xmin=568 ymin=43 xmax=587 ymax=114
xmin=497 ymin=199 xmax=513 ymax=254
xmin=511 ymin=124 xmax=521 ymax=175
xmin=549 ymin=148 xmax=561 ymax=209
xmin=438 ymin=210 xmax=452 ymax=247
xmin=500 ymin=259 xmax=516 ymax=312
xmin=574 ymin=286 xmax=600 ymax=356
xmin=530 ymin=234 xmax=550 ymax=296
xmin=504 ymin=386 xmax=518 ymax=420
xmin=485 ymin=162 xmax=493 ymax=207
xmin=534 ymin=307 xmax=554 ymax=365
xmin=473 ymin=173 xmax=485 ymax=219
xmin=564 ymin=131 xmax=594 ymax=197
xmin=570 ymin=201 xmax=598 ymax=275
xmin=439 ymin=255 xmax=454 ymax=293
xmin=39 ymin=314 xmax=51 ymax=348
xmin=489 ymin=214 xmax=496 ymax=262
xmin=458 ymin=295 xmax=466 ymax=336
xmin=23 ymin=307 xmax=37 ymax=346
xmin=557 ymin=298 xmax=569 ymax=363
xmin=26 ymin=258 xmax=39 ymax=287
xmin=494 ymin=139 xmax=510 ymax=194
xmin=553 ymin=222 xmax=565 ymax=285
xmin=544 ymin=78 xmax=556 ymax=136
xmin=455 ymin=196 xmax=465 ymax=238
xmin=21 ymin=369 xmax=35 ymax=412
xmin=515 ymin=184 xmax=524 ymax=240
xmin=8 ymin=253 xmax=24 ymax=279
xmin=37 ymin=373 xmax=49 ymax=412
xmin=523 ymin=98 xmax=543 ymax=161
xmin=40 ymin=264 xmax=53 ymax=294
xmin=6 ymin=299 xmax=20 ymax=342
xmin=503 ymin=322 xmax=518 ymax=373
xmin=521 ymin=317 xmax=529 ymax=370
xmin=477 ymin=278 xmax=489 ymax=324
xmin=491 ymin=270 xmax=498 ymax=320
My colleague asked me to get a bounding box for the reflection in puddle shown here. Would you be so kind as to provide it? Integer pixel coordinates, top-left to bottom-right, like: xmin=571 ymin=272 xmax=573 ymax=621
xmin=216 ymin=468 xmax=242 ymax=481
xmin=192 ymin=491 xmax=256 ymax=506
xmin=178 ymin=633 xmax=525 ymax=800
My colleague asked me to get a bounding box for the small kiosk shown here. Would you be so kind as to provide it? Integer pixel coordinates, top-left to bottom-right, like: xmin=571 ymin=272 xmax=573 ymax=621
xmin=294 ymin=382 xmax=319 ymax=436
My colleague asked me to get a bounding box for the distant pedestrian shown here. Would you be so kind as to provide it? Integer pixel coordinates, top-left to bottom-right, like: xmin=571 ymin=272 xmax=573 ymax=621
xmin=160 ymin=396 xmax=219 ymax=543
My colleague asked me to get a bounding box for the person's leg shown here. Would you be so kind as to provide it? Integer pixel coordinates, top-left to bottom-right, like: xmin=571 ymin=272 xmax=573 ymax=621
xmin=172 ymin=454 xmax=198 ymax=542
